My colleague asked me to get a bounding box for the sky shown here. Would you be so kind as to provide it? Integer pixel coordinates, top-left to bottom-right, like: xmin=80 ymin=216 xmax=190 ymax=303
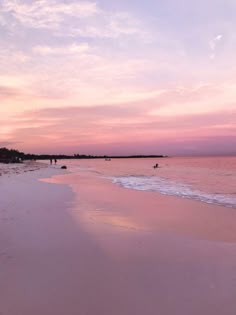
xmin=0 ymin=0 xmax=236 ymax=156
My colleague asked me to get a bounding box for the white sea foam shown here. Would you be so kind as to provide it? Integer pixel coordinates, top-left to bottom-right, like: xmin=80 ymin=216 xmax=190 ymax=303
xmin=111 ymin=176 xmax=236 ymax=208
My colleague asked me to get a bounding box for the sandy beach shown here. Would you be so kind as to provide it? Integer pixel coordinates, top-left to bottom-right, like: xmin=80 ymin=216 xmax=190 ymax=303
xmin=1 ymin=163 xmax=236 ymax=315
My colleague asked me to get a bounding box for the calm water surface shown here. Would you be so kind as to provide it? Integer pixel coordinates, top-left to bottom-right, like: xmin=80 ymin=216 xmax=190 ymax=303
xmin=62 ymin=156 xmax=236 ymax=209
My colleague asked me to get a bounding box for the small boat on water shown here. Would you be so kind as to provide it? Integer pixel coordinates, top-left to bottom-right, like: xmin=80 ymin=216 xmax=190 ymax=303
xmin=105 ymin=158 xmax=111 ymax=161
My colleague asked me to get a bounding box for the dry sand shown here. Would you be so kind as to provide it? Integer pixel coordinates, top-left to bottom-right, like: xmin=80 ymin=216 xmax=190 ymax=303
xmin=1 ymin=164 xmax=236 ymax=315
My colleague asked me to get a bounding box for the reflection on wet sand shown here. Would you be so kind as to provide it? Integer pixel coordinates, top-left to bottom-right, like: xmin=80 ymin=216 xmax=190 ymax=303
xmin=71 ymin=204 xmax=148 ymax=232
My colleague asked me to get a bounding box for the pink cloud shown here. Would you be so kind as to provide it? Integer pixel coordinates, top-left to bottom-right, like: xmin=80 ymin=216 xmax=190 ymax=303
xmin=0 ymin=85 xmax=21 ymax=99
xmin=3 ymin=104 xmax=235 ymax=156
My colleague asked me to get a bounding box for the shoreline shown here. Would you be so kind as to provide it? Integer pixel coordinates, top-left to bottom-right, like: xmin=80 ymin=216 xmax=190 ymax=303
xmin=1 ymin=165 xmax=236 ymax=314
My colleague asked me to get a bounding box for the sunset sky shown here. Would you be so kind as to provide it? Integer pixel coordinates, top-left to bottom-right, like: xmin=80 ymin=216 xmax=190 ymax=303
xmin=0 ymin=0 xmax=235 ymax=156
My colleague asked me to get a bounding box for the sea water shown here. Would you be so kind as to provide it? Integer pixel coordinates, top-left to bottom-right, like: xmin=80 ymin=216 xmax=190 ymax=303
xmin=63 ymin=156 xmax=236 ymax=209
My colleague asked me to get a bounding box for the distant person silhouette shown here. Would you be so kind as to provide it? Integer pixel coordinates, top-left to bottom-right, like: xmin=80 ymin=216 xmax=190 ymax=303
xmin=50 ymin=159 xmax=52 ymax=164
xmin=54 ymin=159 xmax=57 ymax=164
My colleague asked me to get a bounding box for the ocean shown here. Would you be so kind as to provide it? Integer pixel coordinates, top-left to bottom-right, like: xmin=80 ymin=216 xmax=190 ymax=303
xmin=62 ymin=156 xmax=236 ymax=209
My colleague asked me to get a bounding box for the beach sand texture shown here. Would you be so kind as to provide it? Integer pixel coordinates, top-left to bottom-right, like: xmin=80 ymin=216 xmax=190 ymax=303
xmin=1 ymin=162 xmax=236 ymax=315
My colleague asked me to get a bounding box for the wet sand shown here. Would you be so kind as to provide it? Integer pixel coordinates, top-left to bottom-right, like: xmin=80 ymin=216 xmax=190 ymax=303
xmin=1 ymin=167 xmax=236 ymax=314
xmin=0 ymin=161 xmax=47 ymax=176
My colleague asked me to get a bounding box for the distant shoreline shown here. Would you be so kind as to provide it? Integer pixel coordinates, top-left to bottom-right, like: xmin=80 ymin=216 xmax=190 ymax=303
xmin=73 ymin=154 xmax=168 ymax=159
xmin=0 ymin=147 xmax=167 ymax=163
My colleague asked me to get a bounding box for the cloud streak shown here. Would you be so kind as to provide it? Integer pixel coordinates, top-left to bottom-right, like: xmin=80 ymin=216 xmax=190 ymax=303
xmin=32 ymin=43 xmax=90 ymax=56
xmin=209 ymin=34 xmax=223 ymax=59
xmin=1 ymin=0 xmax=146 ymax=40
xmin=0 ymin=85 xmax=21 ymax=98
xmin=1 ymin=0 xmax=98 ymax=29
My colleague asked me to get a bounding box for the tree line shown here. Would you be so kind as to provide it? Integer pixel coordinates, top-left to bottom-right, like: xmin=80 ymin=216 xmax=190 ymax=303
xmin=0 ymin=147 xmax=166 ymax=163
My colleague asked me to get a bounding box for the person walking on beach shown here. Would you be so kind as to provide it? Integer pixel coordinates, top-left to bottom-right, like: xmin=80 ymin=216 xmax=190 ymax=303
xmin=54 ymin=158 xmax=57 ymax=164
xmin=50 ymin=158 xmax=53 ymax=164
